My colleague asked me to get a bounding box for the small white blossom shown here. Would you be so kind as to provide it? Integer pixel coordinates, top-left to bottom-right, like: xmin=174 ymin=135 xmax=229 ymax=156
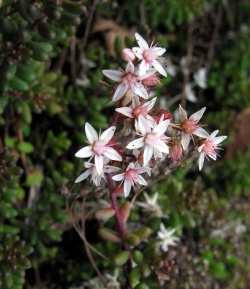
xmin=126 ymin=115 xmax=170 ymax=166
xmin=132 ymin=32 xmax=167 ymax=76
xmin=193 ymin=68 xmax=207 ymax=89
xmin=75 ymin=123 xmax=122 ymax=175
xmin=157 ymin=223 xmax=180 ymax=252
xmin=198 ymin=130 xmax=227 ymax=170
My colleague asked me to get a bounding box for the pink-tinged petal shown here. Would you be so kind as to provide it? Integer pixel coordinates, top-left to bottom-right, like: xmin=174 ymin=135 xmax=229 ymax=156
xmin=112 ymin=173 xmax=125 ymax=182
xmin=125 ymin=61 xmax=134 ymax=73
xmin=85 ymin=122 xmax=98 ymax=143
xmin=95 ymin=155 xmax=104 ymax=175
xmin=214 ymin=135 xmax=227 ymax=145
xmin=104 ymin=165 xmax=120 ymax=173
xmin=132 ymin=94 xmax=141 ymax=107
xmin=132 ymin=47 xmax=143 ymax=59
xmin=135 ymin=32 xmax=149 ymax=50
xmin=154 ymin=140 xmax=169 ymax=154
xmin=154 ymin=119 xmax=170 ymax=136
xmin=102 ymin=69 xmax=123 ymax=82
xmin=138 ymin=115 xmax=151 ymax=135
xmin=138 ymin=60 xmax=147 ymax=76
xmin=75 ymin=169 xmax=91 ymax=183
xmin=152 ymin=60 xmax=167 ymax=76
xmin=198 ymin=153 xmax=205 ymax=170
xmin=208 ymin=130 xmax=219 ymax=140
xmin=193 ymin=127 xmax=209 ymax=138
xmin=198 ymin=144 xmax=205 ymax=153
xmin=190 ymin=107 xmax=206 ymax=122
xmin=144 ymin=97 xmax=157 ymax=111
xmin=115 ymin=107 xmax=134 ymax=118
xmin=104 ymin=147 xmax=122 ymax=161
xmin=126 ymin=137 xmax=145 ymax=149
xmin=113 ymin=83 xmax=128 ymax=101
xmin=133 ymin=83 xmax=148 ymax=99
xmin=143 ymin=145 xmax=154 ymax=166
xmin=138 ymin=68 xmax=157 ymax=80
xmin=124 ymin=180 xmax=132 ymax=197
xmin=100 ymin=126 xmax=116 ymax=143
xmin=154 ymin=47 xmax=166 ymax=56
xmin=75 ymin=146 xmax=93 ymax=158
xmin=179 ymin=105 xmax=187 ymax=122
xmin=138 ymin=175 xmax=148 ymax=186
xmin=181 ymin=133 xmax=191 ymax=151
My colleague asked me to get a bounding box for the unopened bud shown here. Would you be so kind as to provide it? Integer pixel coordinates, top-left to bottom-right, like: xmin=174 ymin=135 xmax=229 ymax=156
xmin=113 ymin=183 xmax=124 ymax=195
xmin=121 ymin=48 xmax=135 ymax=62
xmin=98 ymin=227 xmax=121 ymax=243
xmin=169 ymin=143 xmax=183 ymax=162
xmin=95 ymin=207 xmax=116 ymax=220
xmin=113 ymin=251 xmax=130 ymax=266
xmin=158 ymin=109 xmax=172 ymax=120
xmin=119 ymin=201 xmax=131 ymax=225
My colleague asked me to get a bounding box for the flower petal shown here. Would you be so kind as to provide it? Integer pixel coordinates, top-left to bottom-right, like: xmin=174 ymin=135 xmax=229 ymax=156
xmin=198 ymin=153 xmax=205 ymax=170
xmin=138 ymin=115 xmax=151 ymax=135
xmin=125 ymin=61 xmax=134 ymax=73
xmin=75 ymin=169 xmax=91 ymax=183
xmin=181 ymin=133 xmax=191 ymax=151
xmin=112 ymin=173 xmax=125 ymax=182
xmin=113 ymin=83 xmax=128 ymax=101
xmin=102 ymin=69 xmax=123 ymax=82
xmin=75 ymin=146 xmax=93 ymax=158
xmin=133 ymin=83 xmax=148 ymax=99
xmin=100 ymin=126 xmax=116 ymax=143
xmin=95 ymin=154 xmax=104 ymax=175
xmin=190 ymin=107 xmax=206 ymax=122
xmin=85 ymin=122 xmax=98 ymax=143
xmin=214 ymin=135 xmax=227 ymax=145
xmin=135 ymin=32 xmax=149 ymax=50
xmin=124 ymin=180 xmax=132 ymax=197
xmin=193 ymin=127 xmax=209 ymax=138
xmin=138 ymin=175 xmax=148 ymax=186
xmin=154 ymin=119 xmax=170 ymax=136
xmin=115 ymin=107 xmax=134 ymax=118
xmin=152 ymin=60 xmax=167 ymax=76
xmin=126 ymin=137 xmax=145 ymax=150
xmin=104 ymin=147 xmax=122 ymax=161
xmin=143 ymin=145 xmax=154 ymax=166
xmin=179 ymin=104 xmax=187 ymax=122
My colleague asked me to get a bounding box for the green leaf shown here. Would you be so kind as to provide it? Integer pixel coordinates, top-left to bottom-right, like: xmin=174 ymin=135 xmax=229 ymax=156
xmin=16 ymin=141 xmax=34 ymax=153
xmin=25 ymin=172 xmax=43 ymax=186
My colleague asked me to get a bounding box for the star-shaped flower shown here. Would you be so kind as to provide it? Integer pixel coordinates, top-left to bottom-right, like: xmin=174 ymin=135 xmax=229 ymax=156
xmin=179 ymin=104 xmax=209 ymax=150
xmin=112 ymin=162 xmax=150 ymax=197
xmin=157 ymin=223 xmax=180 ymax=252
xmin=126 ymin=115 xmax=170 ymax=166
xmin=75 ymin=123 xmax=122 ymax=175
xmin=132 ymin=32 xmax=167 ymax=76
xmin=75 ymin=160 xmax=120 ymax=186
xmin=102 ymin=61 xmax=156 ymax=101
xmin=198 ymin=130 xmax=227 ymax=170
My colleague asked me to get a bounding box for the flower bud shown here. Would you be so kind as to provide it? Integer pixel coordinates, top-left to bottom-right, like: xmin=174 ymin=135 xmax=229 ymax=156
xmin=169 ymin=143 xmax=183 ymax=162
xmin=121 ymin=48 xmax=135 ymax=62
xmin=158 ymin=109 xmax=172 ymax=120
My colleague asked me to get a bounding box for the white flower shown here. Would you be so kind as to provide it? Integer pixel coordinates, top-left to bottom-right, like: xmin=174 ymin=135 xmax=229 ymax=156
xmin=75 ymin=123 xmax=122 ymax=175
xmin=157 ymin=223 xmax=180 ymax=252
xmin=198 ymin=130 xmax=227 ymax=170
xmin=193 ymin=68 xmax=207 ymax=89
xmin=102 ymin=61 xmax=156 ymax=101
xmin=126 ymin=115 xmax=170 ymax=166
xmin=179 ymin=104 xmax=209 ymax=150
xmin=132 ymin=32 xmax=167 ymax=76
xmin=184 ymin=84 xmax=197 ymax=103
xmin=112 ymin=162 xmax=150 ymax=197
xmin=75 ymin=160 xmax=120 ymax=186
xmin=136 ymin=192 xmax=167 ymax=218
xmin=115 ymin=95 xmax=156 ymax=131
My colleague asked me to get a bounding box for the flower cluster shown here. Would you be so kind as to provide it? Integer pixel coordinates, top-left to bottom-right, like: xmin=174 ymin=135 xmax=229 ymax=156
xmin=75 ymin=33 xmax=227 ymax=198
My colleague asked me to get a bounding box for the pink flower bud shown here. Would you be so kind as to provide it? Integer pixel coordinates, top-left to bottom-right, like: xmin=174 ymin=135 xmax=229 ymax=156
xmin=169 ymin=143 xmax=183 ymax=162
xmin=158 ymin=109 xmax=172 ymax=120
xmin=119 ymin=201 xmax=131 ymax=225
xmin=142 ymin=73 xmax=160 ymax=87
xmin=121 ymin=48 xmax=136 ymax=62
